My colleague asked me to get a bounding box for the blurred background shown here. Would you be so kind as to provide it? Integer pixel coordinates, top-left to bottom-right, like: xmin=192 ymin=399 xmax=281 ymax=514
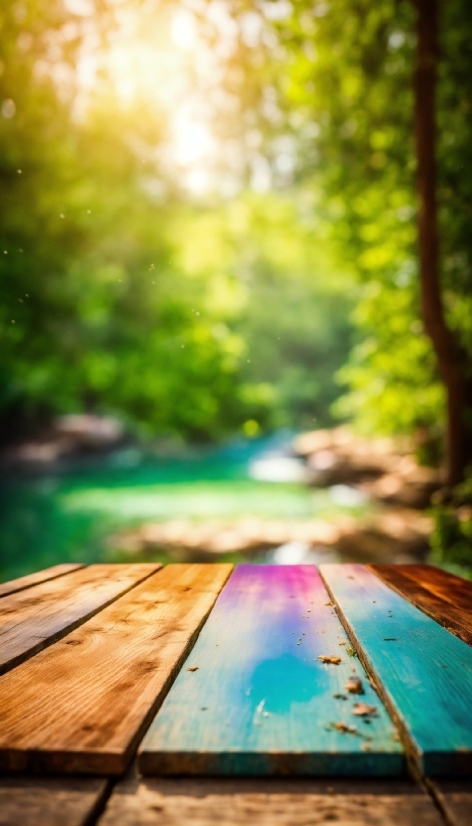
xmin=1 ymin=0 xmax=471 ymax=582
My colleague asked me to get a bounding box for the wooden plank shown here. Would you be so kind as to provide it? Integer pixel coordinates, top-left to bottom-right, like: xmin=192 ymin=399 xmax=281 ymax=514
xmin=139 ymin=564 xmax=403 ymax=776
xmin=0 ymin=774 xmax=109 ymax=826
xmin=0 ymin=564 xmax=86 ymax=599
xmin=320 ymin=563 xmax=472 ymax=777
xmin=394 ymin=565 xmax=472 ymax=612
xmin=0 ymin=563 xmax=160 ymax=675
xmin=100 ymin=768 xmax=445 ymax=826
xmin=0 ymin=563 xmax=232 ymax=775
xmin=370 ymin=564 xmax=472 ymax=647
xmin=427 ymin=779 xmax=472 ymax=826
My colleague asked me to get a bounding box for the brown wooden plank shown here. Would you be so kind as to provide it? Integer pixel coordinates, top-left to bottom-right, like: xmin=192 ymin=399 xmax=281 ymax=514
xmin=99 ymin=769 xmax=446 ymax=826
xmin=0 ymin=564 xmax=86 ymax=599
xmin=0 ymin=774 xmax=109 ymax=826
xmin=426 ymin=777 xmax=472 ymax=826
xmin=427 ymin=779 xmax=472 ymax=826
xmin=370 ymin=564 xmax=472 ymax=647
xmin=0 ymin=563 xmax=161 ymax=675
xmin=0 ymin=563 xmax=233 ymax=775
xmin=398 ymin=565 xmax=472 ymax=611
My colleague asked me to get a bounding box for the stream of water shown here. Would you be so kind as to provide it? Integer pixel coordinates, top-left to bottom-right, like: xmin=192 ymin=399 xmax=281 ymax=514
xmin=0 ymin=433 xmax=370 ymax=583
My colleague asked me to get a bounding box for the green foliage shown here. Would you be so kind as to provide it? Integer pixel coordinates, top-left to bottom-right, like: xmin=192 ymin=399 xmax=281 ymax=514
xmin=333 ymin=282 xmax=444 ymax=436
xmin=267 ymin=0 xmax=437 ymax=435
xmin=229 ymin=0 xmax=472 ymax=444
xmin=226 ymin=0 xmax=472 ymax=565
xmin=430 ymin=470 xmax=472 ymax=572
xmin=2 ymin=0 xmax=471 ymax=468
xmin=175 ymin=192 xmax=354 ymax=431
xmin=0 ymin=0 xmax=353 ymax=440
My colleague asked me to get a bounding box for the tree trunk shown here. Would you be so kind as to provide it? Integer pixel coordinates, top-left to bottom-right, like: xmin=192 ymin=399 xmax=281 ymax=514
xmin=414 ymin=0 xmax=472 ymax=487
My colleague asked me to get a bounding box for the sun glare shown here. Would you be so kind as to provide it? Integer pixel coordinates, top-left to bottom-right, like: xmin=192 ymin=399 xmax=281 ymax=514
xmin=72 ymin=1 xmax=236 ymax=193
xmin=170 ymin=8 xmax=198 ymax=51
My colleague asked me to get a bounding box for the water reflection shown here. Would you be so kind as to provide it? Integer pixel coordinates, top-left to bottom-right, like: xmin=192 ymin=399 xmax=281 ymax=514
xmin=267 ymin=541 xmax=340 ymax=565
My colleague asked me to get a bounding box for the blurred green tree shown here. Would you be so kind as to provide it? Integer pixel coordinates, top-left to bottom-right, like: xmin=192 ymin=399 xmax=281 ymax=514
xmin=0 ymin=0 xmax=353 ymax=441
xmin=241 ymin=0 xmax=472 ymax=482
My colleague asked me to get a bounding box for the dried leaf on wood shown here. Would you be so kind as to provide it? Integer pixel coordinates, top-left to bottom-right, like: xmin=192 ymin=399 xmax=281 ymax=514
xmin=333 ymin=721 xmax=357 ymax=734
xmin=352 ymin=702 xmax=377 ymax=717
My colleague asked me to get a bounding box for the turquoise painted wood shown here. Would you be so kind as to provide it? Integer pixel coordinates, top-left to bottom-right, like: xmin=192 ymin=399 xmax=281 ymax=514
xmin=139 ymin=564 xmax=403 ymax=776
xmin=319 ymin=564 xmax=472 ymax=776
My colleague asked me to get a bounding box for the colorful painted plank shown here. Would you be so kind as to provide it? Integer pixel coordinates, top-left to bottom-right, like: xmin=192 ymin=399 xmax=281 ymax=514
xmin=139 ymin=565 xmax=403 ymax=776
xmin=320 ymin=564 xmax=472 ymax=776
xmin=0 ymin=563 xmax=85 ymax=599
xmin=370 ymin=564 xmax=472 ymax=647
xmin=101 ymin=772 xmax=444 ymax=826
xmin=0 ymin=564 xmax=232 ymax=774
xmin=0 ymin=563 xmax=160 ymax=675
xmin=0 ymin=775 xmax=109 ymax=826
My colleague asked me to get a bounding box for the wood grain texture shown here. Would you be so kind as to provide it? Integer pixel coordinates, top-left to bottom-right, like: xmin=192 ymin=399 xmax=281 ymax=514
xmin=139 ymin=565 xmax=403 ymax=776
xmin=0 ymin=774 xmax=108 ymax=826
xmin=100 ymin=769 xmax=444 ymax=826
xmin=320 ymin=564 xmax=472 ymax=777
xmin=396 ymin=565 xmax=472 ymax=611
xmin=428 ymin=779 xmax=472 ymax=826
xmin=0 ymin=563 xmax=160 ymax=675
xmin=0 ymin=564 xmax=86 ymax=599
xmin=0 ymin=564 xmax=232 ymax=775
xmin=370 ymin=565 xmax=472 ymax=647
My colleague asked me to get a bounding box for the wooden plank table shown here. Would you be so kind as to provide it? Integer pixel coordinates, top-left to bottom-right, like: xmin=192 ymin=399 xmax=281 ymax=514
xmin=139 ymin=565 xmax=402 ymax=776
xmin=0 ymin=563 xmax=85 ymax=599
xmin=319 ymin=564 xmax=472 ymax=776
xmin=0 ymin=561 xmax=470 ymax=826
xmin=0 ymin=563 xmax=160 ymax=675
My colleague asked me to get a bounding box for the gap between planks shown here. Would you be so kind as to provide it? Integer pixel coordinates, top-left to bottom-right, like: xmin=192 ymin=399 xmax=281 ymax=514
xmin=0 ymin=563 xmax=233 ymax=775
xmin=0 ymin=563 xmax=161 ymax=675
xmin=0 ymin=563 xmax=86 ymax=600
